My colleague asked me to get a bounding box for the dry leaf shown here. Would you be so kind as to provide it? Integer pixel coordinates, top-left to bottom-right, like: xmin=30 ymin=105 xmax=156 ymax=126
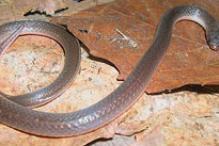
xmin=52 ymin=0 xmax=219 ymax=93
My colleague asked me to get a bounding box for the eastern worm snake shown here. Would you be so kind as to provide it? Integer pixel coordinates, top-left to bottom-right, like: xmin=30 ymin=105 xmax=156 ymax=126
xmin=0 ymin=5 xmax=218 ymax=137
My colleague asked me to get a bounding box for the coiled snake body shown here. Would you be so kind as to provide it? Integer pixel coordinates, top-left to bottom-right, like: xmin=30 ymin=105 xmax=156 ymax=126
xmin=0 ymin=5 xmax=219 ymax=137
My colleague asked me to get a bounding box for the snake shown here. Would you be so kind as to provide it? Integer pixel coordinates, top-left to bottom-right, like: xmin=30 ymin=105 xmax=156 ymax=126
xmin=0 ymin=5 xmax=218 ymax=137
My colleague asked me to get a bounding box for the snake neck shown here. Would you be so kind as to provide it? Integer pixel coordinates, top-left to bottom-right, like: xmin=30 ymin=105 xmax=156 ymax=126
xmin=161 ymin=5 xmax=219 ymax=50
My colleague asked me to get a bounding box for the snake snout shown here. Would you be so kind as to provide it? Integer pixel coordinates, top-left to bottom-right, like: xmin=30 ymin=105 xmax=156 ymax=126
xmin=209 ymin=44 xmax=219 ymax=50
xmin=207 ymin=29 xmax=219 ymax=51
xmin=208 ymin=40 xmax=219 ymax=50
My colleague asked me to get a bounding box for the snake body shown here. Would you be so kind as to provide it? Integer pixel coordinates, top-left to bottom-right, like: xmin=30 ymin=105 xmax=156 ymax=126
xmin=0 ymin=21 xmax=81 ymax=107
xmin=0 ymin=5 xmax=218 ymax=137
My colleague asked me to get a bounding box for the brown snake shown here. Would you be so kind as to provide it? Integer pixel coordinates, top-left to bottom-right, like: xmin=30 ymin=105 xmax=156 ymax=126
xmin=0 ymin=5 xmax=219 ymax=137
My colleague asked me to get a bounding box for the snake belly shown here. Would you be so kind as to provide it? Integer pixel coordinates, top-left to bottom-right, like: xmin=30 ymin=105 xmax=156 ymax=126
xmin=0 ymin=5 xmax=219 ymax=137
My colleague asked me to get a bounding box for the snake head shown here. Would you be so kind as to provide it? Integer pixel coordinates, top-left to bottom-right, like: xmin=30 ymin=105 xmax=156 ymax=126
xmin=207 ymin=25 xmax=219 ymax=51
